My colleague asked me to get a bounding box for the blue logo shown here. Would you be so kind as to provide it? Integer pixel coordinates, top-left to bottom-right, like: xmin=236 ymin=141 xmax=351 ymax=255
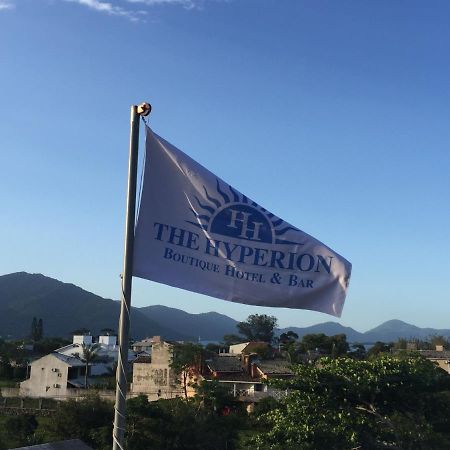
xmin=186 ymin=179 xmax=302 ymax=245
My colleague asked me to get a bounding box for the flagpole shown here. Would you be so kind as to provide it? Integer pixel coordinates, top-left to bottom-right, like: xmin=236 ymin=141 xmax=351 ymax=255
xmin=113 ymin=102 xmax=151 ymax=450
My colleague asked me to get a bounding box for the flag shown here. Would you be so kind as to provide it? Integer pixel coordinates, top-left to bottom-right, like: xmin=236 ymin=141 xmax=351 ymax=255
xmin=133 ymin=127 xmax=351 ymax=317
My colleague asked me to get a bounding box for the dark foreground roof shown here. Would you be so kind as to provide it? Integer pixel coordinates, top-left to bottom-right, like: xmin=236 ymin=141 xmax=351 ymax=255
xmin=12 ymin=439 xmax=93 ymax=450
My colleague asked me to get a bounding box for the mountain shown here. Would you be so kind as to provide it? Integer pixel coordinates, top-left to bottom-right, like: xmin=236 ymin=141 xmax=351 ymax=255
xmin=364 ymin=319 xmax=450 ymax=342
xmin=279 ymin=322 xmax=365 ymax=343
xmin=0 ymin=272 xmax=186 ymax=340
xmin=2 ymin=272 xmax=450 ymax=344
xmin=139 ymin=305 xmax=238 ymax=341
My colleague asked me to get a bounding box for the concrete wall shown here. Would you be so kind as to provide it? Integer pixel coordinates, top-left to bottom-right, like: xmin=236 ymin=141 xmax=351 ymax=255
xmin=20 ymin=354 xmax=72 ymax=398
xmin=131 ymin=342 xmax=185 ymax=401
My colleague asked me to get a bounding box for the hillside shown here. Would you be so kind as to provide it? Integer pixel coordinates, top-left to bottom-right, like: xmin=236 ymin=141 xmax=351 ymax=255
xmin=139 ymin=305 xmax=238 ymax=341
xmin=0 ymin=272 xmax=185 ymax=340
xmin=1 ymin=272 xmax=450 ymax=343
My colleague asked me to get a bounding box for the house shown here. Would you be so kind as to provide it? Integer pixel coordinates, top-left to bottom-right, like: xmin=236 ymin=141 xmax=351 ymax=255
xmin=419 ymin=345 xmax=450 ymax=374
xmin=229 ymin=342 xmax=270 ymax=355
xmin=20 ymin=353 xmax=86 ymax=398
xmin=20 ymin=334 xmax=137 ymax=398
xmin=55 ymin=334 xmax=135 ymax=376
xmin=132 ymin=336 xmax=160 ymax=353
xmin=131 ymin=338 xmax=293 ymax=406
xmin=13 ymin=439 xmax=93 ymax=450
xmin=131 ymin=339 xmax=190 ymax=400
xmin=204 ymin=347 xmax=292 ymax=408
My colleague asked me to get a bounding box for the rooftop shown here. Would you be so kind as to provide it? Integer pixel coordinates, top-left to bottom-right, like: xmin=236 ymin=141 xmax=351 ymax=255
xmin=206 ymin=355 xmax=242 ymax=373
xmin=13 ymin=439 xmax=93 ymax=450
xmin=51 ymin=353 xmax=85 ymax=367
xmin=256 ymin=360 xmax=294 ymax=375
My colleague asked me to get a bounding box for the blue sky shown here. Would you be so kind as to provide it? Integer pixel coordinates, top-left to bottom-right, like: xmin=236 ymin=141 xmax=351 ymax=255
xmin=1 ymin=0 xmax=449 ymax=332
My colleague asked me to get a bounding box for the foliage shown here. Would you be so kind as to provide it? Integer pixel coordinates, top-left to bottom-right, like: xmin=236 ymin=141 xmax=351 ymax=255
xmin=236 ymin=314 xmax=278 ymax=343
xmin=30 ymin=317 xmax=44 ymax=342
xmin=248 ymin=355 xmax=450 ymax=450
xmin=194 ymin=379 xmax=235 ymax=412
xmin=75 ymin=343 xmax=100 ymax=388
xmin=0 ymin=414 xmax=39 ymax=449
xmin=125 ymin=395 xmax=244 ymax=450
xmin=33 ymin=337 xmax=70 ymax=355
xmin=366 ymin=341 xmax=393 ymax=358
xmin=48 ymin=393 xmax=113 ymax=448
xmin=299 ymin=333 xmax=350 ymax=357
xmin=170 ymin=342 xmax=204 ymax=399
xmin=348 ymin=342 xmax=367 ymax=359
xmin=222 ymin=334 xmax=246 ymax=346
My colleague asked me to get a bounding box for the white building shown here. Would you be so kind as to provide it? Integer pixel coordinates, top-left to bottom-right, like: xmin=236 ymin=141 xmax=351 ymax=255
xmin=20 ymin=353 xmax=86 ymax=398
xmin=20 ymin=334 xmax=136 ymax=398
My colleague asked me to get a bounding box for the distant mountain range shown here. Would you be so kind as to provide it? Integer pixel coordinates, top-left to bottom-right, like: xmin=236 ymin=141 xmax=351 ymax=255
xmin=1 ymin=272 xmax=450 ymax=343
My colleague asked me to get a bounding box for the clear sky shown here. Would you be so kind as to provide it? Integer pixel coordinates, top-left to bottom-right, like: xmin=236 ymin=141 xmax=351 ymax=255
xmin=1 ymin=0 xmax=449 ymax=332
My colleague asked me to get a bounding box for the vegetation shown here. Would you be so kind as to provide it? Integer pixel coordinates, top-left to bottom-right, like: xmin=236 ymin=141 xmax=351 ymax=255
xmin=236 ymin=314 xmax=278 ymax=343
xmin=75 ymin=343 xmax=101 ymax=388
xmin=2 ymin=314 xmax=450 ymax=449
xmin=247 ymin=356 xmax=450 ymax=450
xmin=170 ymin=342 xmax=204 ymax=398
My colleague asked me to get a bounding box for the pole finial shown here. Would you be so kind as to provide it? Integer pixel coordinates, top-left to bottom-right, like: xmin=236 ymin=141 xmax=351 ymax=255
xmin=137 ymin=102 xmax=151 ymax=117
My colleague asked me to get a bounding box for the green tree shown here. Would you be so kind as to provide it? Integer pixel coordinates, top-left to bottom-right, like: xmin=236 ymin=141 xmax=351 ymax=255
xmin=30 ymin=317 xmax=38 ymax=341
xmin=366 ymin=341 xmax=393 ymax=358
xmin=125 ymin=395 xmax=243 ymax=450
xmin=349 ymin=343 xmax=367 ymax=359
xmin=222 ymin=334 xmax=246 ymax=346
xmin=33 ymin=337 xmax=71 ymax=355
xmin=248 ymin=356 xmax=450 ymax=450
xmin=236 ymin=314 xmax=278 ymax=343
xmin=48 ymin=394 xmax=113 ymax=447
xmin=194 ymin=379 xmax=235 ymax=413
xmin=278 ymin=331 xmax=299 ymax=362
xmin=170 ymin=342 xmax=204 ymax=399
xmin=429 ymin=335 xmax=449 ymax=349
xmin=75 ymin=343 xmax=100 ymax=388
xmin=1 ymin=414 xmax=38 ymax=448
xmin=37 ymin=318 xmax=44 ymax=340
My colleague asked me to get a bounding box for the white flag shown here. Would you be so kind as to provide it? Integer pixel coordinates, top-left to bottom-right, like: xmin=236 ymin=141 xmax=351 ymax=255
xmin=133 ymin=127 xmax=351 ymax=317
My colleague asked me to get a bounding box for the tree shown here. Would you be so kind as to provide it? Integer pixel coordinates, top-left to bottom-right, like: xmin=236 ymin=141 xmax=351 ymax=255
xmin=30 ymin=317 xmax=43 ymax=341
xmin=194 ymin=380 xmax=235 ymax=413
xmin=75 ymin=343 xmax=100 ymax=388
xmin=30 ymin=317 xmax=38 ymax=341
xmin=37 ymin=318 xmax=43 ymax=340
xmin=366 ymin=341 xmax=393 ymax=358
xmin=349 ymin=343 xmax=366 ymax=360
xmin=278 ymin=331 xmax=299 ymax=362
xmin=125 ymin=395 xmax=244 ymax=450
xmin=1 ymin=414 xmax=38 ymax=448
xmin=170 ymin=343 xmax=204 ymax=399
xmin=248 ymin=356 xmax=450 ymax=449
xmin=236 ymin=314 xmax=278 ymax=343
xmin=298 ymin=333 xmax=349 ymax=357
xmin=429 ymin=335 xmax=449 ymax=350
xmin=48 ymin=394 xmax=113 ymax=448
xmin=222 ymin=334 xmax=246 ymax=346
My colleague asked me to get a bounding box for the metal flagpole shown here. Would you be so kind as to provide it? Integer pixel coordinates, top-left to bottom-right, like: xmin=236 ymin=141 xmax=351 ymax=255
xmin=113 ymin=102 xmax=151 ymax=450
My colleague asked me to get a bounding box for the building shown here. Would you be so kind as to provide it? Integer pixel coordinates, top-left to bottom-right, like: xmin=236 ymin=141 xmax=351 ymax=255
xmin=20 ymin=334 xmax=136 ymax=398
xmin=20 ymin=353 xmax=86 ymax=398
xmin=419 ymin=345 xmax=450 ymax=374
xmin=132 ymin=336 xmax=158 ymax=353
xmin=229 ymin=342 xmax=270 ymax=355
xmin=131 ymin=337 xmax=293 ymax=406
xmin=55 ymin=334 xmax=135 ymax=376
xmin=131 ymin=339 xmax=191 ymax=401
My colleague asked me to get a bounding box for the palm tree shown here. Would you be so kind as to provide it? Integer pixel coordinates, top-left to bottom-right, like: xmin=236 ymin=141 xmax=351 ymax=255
xmin=76 ymin=343 xmax=100 ymax=389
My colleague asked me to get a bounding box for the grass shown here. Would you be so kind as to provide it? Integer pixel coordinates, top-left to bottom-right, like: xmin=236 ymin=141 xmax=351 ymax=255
xmin=0 ymin=379 xmax=18 ymax=388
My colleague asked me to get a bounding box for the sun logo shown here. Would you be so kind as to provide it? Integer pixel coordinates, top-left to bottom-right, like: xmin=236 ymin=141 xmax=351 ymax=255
xmin=186 ymin=179 xmax=302 ymax=246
